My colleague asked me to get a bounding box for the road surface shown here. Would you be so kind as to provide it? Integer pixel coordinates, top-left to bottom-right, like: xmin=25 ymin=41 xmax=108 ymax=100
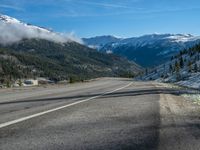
xmin=0 ymin=78 xmax=199 ymax=150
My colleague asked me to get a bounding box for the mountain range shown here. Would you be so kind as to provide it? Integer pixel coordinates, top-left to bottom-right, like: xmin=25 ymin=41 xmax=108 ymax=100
xmin=83 ymin=34 xmax=200 ymax=67
xmin=0 ymin=14 xmax=141 ymax=84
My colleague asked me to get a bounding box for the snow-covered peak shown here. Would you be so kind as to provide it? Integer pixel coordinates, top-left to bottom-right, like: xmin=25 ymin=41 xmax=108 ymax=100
xmin=0 ymin=14 xmax=52 ymax=33
xmin=0 ymin=14 xmax=22 ymax=24
xmin=164 ymin=34 xmax=196 ymax=42
xmin=84 ymin=33 xmax=200 ymax=49
xmin=0 ymin=14 xmax=83 ymax=45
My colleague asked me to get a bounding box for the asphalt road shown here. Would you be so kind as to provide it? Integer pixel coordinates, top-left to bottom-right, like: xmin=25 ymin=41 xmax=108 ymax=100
xmin=0 ymin=78 xmax=199 ymax=150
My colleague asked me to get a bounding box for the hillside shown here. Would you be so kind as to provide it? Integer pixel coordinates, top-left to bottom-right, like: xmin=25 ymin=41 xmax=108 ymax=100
xmin=141 ymin=43 xmax=200 ymax=89
xmin=0 ymin=39 xmax=142 ymax=84
xmin=83 ymin=34 xmax=200 ymax=67
xmin=0 ymin=14 xmax=142 ymax=85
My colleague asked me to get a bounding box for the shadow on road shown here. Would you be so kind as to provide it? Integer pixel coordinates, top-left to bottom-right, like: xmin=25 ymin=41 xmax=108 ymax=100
xmin=0 ymin=87 xmax=196 ymax=105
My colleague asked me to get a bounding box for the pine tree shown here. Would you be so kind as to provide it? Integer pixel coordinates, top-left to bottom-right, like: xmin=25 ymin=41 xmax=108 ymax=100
xmin=175 ymin=61 xmax=180 ymax=72
xmin=175 ymin=61 xmax=181 ymax=80
xmin=145 ymin=68 xmax=148 ymax=75
xmin=169 ymin=64 xmax=173 ymax=73
xmin=194 ymin=63 xmax=198 ymax=72
xmin=187 ymin=61 xmax=192 ymax=72
xmin=179 ymin=56 xmax=184 ymax=68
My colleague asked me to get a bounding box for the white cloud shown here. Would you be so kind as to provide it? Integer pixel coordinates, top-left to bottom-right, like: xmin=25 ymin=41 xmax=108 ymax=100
xmin=0 ymin=18 xmax=83 ymax=45
xmin=0 ymin=4 xmax=24 ymax=11
xmin=77 ymin=1 xmax=130 ymax=9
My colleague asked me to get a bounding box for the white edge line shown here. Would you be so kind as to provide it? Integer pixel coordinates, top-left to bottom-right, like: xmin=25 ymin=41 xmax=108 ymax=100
xmin=0 ymin=82 xmax=132 ymax=129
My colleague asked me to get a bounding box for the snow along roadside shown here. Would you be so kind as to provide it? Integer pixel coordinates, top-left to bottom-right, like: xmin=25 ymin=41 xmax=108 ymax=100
xmin=157 ymin=82 xmax=200 ymax=106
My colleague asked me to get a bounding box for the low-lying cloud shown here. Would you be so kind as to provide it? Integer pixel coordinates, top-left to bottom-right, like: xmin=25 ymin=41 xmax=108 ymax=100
xmin=0 ymin=21 xmax=83 ymax=45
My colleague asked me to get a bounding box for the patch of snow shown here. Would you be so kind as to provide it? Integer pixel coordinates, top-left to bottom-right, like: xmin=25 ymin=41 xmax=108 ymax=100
xmin=106 ymin=50 xmax=113 ymax=54
xmin=182 ymin=94 xmax=200 ymax=105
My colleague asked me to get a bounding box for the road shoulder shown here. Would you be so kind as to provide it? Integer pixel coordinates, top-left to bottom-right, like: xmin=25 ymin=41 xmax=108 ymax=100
xmin=158 ymin=84 xmax=200 ymax=150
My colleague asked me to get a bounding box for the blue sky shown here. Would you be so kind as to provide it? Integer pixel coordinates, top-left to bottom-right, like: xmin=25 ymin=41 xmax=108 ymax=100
xmin=0 ymin=0 xmax=200 ymax=38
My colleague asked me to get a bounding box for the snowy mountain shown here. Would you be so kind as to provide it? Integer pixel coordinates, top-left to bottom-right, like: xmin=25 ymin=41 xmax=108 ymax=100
xmin=0 ymin=14 xmax=82 ymax=45
xmin=83 ymin=34 xmax=200 ymax=67
xmin=140 ymin=44 xmax=200 ymax=89
xmin=82 ymin=35 xmax=121 ymax=49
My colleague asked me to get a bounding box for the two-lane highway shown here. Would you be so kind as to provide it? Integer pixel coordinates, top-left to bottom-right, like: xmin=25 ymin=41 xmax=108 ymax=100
xmin=0 ymin=78 xmax=199 ymax=150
